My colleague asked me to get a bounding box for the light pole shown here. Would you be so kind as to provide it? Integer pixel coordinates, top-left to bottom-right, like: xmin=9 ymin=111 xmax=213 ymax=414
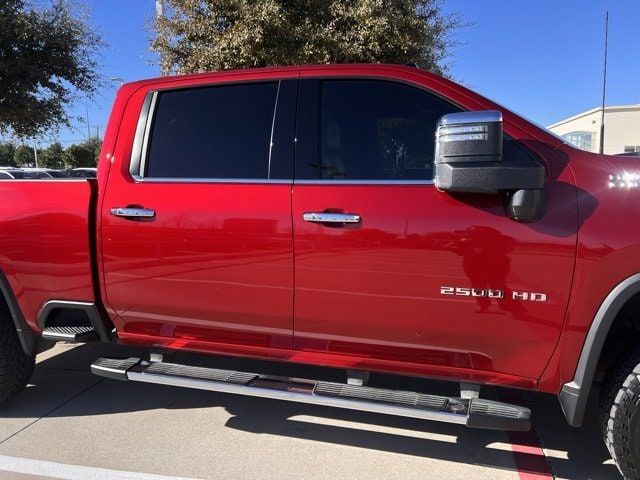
xmin=84 ymin=97 xmax=91 ymax=141
xmin=156 ymin=0 xmax=167 ymax=76
xmin=32 ymin=142 xmax=38 ymax=168
xmin=109 ymin=77 xmax=125 ymax=87
xmin=156 ymin=0 xmax=164 ymax=20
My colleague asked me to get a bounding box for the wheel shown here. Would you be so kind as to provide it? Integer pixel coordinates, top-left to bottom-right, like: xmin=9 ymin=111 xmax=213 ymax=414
xmin=600 ymin=347 xmax=640 ymax=480
xmin=0 ymin=308 xmax=35 ymax=405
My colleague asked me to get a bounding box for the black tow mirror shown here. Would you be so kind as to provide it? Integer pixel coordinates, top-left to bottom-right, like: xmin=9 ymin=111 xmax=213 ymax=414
xmin=434 ymin=110 xmax=547 ymax=222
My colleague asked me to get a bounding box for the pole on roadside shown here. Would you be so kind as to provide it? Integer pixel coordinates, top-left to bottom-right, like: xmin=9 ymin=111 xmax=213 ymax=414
xmin=156 ymin=0 xmax=167 ymax=76
xmin=155 ymin=0 xmax=164 ymax=20
xmin=32 ymin=143 xmax=38 ymax=168
xmin=85 ymin=98 xmax=91 ymax=141
xmin=599 ymin=11 xmax=609 ymax=155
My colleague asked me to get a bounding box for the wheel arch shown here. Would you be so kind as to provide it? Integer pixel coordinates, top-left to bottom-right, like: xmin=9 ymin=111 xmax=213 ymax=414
xmin=560 ymin=272 xmax=640 ymax=426
xmin=0 ymin=270 xmax=37 ymax=356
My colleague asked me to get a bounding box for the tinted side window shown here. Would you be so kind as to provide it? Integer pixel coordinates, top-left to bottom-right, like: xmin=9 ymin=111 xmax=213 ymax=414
xmin=317 ymin=80 xmax=461 ymax=180
xmin=146 ymin=82 xmax=278 ymax=179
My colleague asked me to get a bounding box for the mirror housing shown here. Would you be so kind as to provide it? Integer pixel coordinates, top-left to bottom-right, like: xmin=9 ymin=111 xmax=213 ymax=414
xmin=435 ymin=111 xmax=503 ymax=167
xmin=434 ymin=110 xmax=547 ymax=222
xmin=435 ymin=161 xmax=546 ymax=195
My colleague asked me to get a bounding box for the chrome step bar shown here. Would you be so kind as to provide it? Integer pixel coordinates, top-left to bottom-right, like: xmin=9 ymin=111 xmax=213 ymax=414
xmin=42 ymin=325 xmax=98 ymax=342
xmin=91 ymin=357 xmax=531 ymax=431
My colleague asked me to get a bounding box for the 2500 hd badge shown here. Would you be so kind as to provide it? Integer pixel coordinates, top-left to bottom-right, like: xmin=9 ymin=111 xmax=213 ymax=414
xmin=440 ymin=286 xmax=548 ymax=302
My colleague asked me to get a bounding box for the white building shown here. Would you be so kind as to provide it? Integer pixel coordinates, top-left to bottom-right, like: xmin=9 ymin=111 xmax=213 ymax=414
xmin=547 ymin=105 xmax=640 ymax=155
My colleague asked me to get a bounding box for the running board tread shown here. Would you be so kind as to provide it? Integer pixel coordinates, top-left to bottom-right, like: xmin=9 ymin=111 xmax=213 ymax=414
xmin=42 ymin=325 xmax=98 ymax=342
xmin=91 ymin=356 xmax=531 ymax=431
xmin=314 ymin=382 xmax=448 ymax=410
xmin=145 ymin=362 xmax=258 ymax=385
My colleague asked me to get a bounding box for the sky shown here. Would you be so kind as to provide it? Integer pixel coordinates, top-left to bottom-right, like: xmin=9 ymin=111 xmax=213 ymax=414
xmin=44 ymin=0 xmax=640 ymax=146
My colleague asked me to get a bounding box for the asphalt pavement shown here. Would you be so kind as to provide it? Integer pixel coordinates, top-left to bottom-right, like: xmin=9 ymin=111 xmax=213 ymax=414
xmin=0 ymin=342 xmax=623 ymax=480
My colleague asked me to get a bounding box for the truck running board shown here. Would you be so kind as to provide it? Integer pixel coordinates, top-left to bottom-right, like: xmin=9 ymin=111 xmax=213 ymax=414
xmin=91 ymin=357 xmax=531 ymax=431
xmin=42 ymin=326 xmax=98 ymax=342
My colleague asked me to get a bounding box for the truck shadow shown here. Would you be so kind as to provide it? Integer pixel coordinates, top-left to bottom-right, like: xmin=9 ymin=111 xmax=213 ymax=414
xmin=0 ymin=343 xmax=621 ymax=480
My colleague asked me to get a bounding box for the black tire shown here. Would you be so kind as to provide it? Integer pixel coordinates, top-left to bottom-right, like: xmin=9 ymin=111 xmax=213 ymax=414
xmin=600 ymin=347 xmax=640 ymax=480
xmin=0 ymin=309 xmax=34 ymax=405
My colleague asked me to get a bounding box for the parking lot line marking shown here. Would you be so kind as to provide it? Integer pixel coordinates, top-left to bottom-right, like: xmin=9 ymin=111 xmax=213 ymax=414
xmin=508 ymin=430 xmax=553 ymax=480
xmin=0 ymin=455 xmax=202 ymax=480
xmin=499 ymin=391 xmax=553 ymax=480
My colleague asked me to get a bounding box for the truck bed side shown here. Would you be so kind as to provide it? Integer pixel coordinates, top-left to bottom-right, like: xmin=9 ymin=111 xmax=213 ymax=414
xmin=0 ymin=180 xmax=95 ymax=332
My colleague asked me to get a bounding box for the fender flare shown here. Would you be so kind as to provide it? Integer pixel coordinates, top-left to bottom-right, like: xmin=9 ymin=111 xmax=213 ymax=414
xmin=0 ymin=270 xmax=36 ymax=356
xmin=560 ymin=272 xmax=640 ymax=426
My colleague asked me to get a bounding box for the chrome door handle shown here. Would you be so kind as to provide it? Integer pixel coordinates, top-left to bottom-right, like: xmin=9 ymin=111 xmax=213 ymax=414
xmin=110 ymin=207 xmax=156 ymax=219
xmin=303 ymin=212 xmax=361 ymax=224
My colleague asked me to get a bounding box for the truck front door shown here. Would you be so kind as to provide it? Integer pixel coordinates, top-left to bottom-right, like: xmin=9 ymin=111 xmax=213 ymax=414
xmin=291 ymin=76 xmax=577 ymax=382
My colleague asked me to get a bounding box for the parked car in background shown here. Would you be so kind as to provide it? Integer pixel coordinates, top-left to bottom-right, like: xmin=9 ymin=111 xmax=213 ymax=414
xmin=44 ymin=170 xmax=72 ymax=178
xmin=0 ymin=169 xmax=51 ymax=179
xmin=0 ymin=168 xmax=78 ymax=179
xmin=22 ymin=168 xmax=56 ymax=179
xmin=70 ymin=168 xmax=97 ymax=178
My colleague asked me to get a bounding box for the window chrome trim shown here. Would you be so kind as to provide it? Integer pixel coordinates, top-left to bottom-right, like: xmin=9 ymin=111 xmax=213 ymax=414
xmin=130 ymin=177 xmax=432 ymax=186
xmin=129 ymin=91 xmax=156 ymax=177
xmin=131 ymin=176 xmax=291 ymax=184
xmin=293 ymin=179 xmax=435 ymax=186
xmin=138 ymin=91 xmax=158 ymax=178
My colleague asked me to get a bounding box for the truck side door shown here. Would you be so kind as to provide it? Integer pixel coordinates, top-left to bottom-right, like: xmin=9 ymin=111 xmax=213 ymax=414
xmin=292 ymin=76 xmax=577 ymax=382
xmin=101 ymin=78 xmax=297 ymax=350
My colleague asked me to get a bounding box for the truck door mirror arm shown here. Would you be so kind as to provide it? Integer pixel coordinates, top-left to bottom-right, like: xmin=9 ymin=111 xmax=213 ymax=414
xmin=433 ymin=110 xmax=547 ymax=223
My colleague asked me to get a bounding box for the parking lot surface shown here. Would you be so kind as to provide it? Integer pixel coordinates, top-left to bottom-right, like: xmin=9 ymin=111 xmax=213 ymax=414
xmin=0 ymin=343 xmax=623 ymax=479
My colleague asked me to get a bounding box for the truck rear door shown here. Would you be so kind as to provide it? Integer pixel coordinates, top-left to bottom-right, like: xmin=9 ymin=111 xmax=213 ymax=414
xmin=101 ymin=77 xmax=297 ymax=350
xmin=291 ymin=76 xmax=577 ymax=382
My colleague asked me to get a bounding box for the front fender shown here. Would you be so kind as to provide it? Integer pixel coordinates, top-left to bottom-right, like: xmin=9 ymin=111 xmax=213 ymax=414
xmin=560 ymin=272 xmax=640 ymax=426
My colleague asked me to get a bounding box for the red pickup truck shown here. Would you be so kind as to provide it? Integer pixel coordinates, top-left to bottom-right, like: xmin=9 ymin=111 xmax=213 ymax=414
xmin=1 ymin=64 xmax=639 ymax=478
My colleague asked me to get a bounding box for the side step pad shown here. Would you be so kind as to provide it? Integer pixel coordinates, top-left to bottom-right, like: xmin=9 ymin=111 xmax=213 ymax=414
xmin=91 ymin=357 xmax=531 ymax=431
xmin=42 ymin=326 xmax=98 ymax=342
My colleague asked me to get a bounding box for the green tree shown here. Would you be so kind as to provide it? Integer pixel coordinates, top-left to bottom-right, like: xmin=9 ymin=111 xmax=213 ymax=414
xmin=40 ymin=142 xmax=66 ymax=169
xmin=152 ymin=0 xmax=462 ymax=76
xmin=13 ymin=145 xmax=34 ymax=167
xmin=0 ymin=142 xmax=16 ymax=167
xmin=0 ymin=0 xmax=103 ymax=138
xmin=64 ymin=138 xmax=101 ymax=168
